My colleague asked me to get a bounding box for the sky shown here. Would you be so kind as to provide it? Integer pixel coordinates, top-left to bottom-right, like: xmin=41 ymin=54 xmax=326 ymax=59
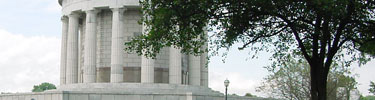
xmin=0 ymin=0 xmax=374 ymax=98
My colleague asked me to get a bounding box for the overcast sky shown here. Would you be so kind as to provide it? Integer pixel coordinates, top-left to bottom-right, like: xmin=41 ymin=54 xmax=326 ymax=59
xmin=0 ymin=0 xmax=374 ymax=97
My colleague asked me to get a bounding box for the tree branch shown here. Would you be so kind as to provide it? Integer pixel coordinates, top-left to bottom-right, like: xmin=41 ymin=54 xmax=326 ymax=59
xmin=239 ymin=26 xmax=287 ymax=50
xmin=278 ymin=15 xmax=312 ymax=63
xmin=324 ymin=0 xmax=355 ymax=75
xmin=313 ymin=12 xmax=323 ymax=60
xmin=320 ymin=14 xmax=332 ymax=65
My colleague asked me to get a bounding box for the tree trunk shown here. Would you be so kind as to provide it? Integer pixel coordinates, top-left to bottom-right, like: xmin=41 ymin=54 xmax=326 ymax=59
xmin=346 ymin=88 xmax=351 ymax=100
xmin=318 ymin=79 xmax=327 ymax=100
xmin=310 ymin=62 xmax=328 ymax=100
xmin=310 ymin=66 xmax=318 ymax=100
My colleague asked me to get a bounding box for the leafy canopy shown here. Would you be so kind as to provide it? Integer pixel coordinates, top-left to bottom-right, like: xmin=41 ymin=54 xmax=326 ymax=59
xmin=126 ymin=0 xmax=375 ymax=59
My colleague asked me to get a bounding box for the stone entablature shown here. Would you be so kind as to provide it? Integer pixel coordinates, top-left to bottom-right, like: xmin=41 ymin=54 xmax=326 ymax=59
xmin=59 ymin=0 xmax=140 ymax=15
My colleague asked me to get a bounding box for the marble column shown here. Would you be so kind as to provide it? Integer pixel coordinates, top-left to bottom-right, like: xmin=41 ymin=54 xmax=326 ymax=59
xmin=200 ymin=44 xmax=209 ymax=87
xmin=83 ymin=10 xmax=99 ymax=83
xmin=66 ymin=13 xmax=80 ymax=84
xmin=169 ymin=47 xmax=182 ymax=84
xmin=201 ymin=30 xmax=209 ymax=87
xmin=188 ymin=54 xmax=201 ymax=86
xmin=110 ymin=8 xmax=125 ymax=83
xmin=60 ymin=16 xmax=68 ymax=85
xmin=141 ymin=20 xmax=155 ymax=83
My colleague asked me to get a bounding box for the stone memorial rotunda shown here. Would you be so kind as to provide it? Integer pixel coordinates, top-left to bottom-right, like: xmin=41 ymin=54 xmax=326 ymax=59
xmin=58 ymin=0 xmax=208 ymax=87
xmin=0 ymin=0 xmax=265 ymax=100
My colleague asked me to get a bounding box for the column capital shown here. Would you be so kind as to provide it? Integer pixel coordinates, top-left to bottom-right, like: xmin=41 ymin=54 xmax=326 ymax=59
xmin=111 ymin=7 xmax=127 ymax=13
xmin=85 ymin=9 xmax=100 ymax=15
xmin=61 ymin=16 xmax=68 ymax=22
xmin=85 ymin=9 xmax=100 ymax=23
xmin=68 ymin=12 xmax=80 ymax=18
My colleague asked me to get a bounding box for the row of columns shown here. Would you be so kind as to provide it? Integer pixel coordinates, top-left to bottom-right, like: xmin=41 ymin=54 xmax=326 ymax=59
xmin=60 ymin=8 xmax=208 ymax=86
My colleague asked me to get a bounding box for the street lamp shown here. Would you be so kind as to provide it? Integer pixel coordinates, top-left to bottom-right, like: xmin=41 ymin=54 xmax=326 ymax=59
xmin=224 ymin=79 xmax=230 ymax=100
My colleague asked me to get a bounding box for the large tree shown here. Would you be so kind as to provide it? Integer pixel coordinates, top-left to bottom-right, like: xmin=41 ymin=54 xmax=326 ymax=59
xmin=125 ymin=0 xmax=375 ymax=100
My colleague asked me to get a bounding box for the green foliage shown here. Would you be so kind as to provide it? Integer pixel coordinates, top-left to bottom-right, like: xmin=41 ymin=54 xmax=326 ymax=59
xmin=244 ymin=93 xmax=257 ymax=97
xmin=336 ymin=74 xmax=358 ymax=100
xmin=125 ymin=0 xmax=211 ymax=58
xmin=361 ymin=95 xmax=375 ymax=100
xmin=127 ymin=0 xmax=375 ymax=99
xmin=370 ymin=81 xmax=375 ymax=95
xmin=128 ymin=0 xmax=375 ymax=59
xmin=359 ymin=41 xmax=375 ymax=57
xmin=32 ymin=82 xmax=56 ymax=92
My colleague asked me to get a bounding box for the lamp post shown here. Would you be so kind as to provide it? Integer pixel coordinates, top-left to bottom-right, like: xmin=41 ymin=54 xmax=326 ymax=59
xmin=224 ymin=79 xmax=230 ymax=100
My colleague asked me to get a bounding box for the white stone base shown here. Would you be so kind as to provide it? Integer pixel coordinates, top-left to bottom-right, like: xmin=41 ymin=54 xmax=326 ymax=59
xmin=0 ymin=83 xmax=268 ymax=100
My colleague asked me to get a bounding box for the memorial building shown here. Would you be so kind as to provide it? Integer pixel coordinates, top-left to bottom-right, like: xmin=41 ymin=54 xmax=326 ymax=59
xmin=58 ymin=0 xmax=208 ymax=87
xmin=0 ymin=0 xmax=265 ymax=100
